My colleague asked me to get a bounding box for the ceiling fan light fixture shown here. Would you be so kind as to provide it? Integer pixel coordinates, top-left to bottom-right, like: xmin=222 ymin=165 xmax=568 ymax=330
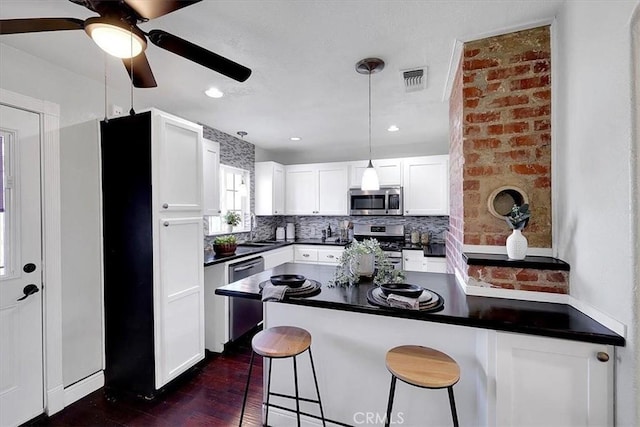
xmin=84 ymin=17 xmax=146 ymax=59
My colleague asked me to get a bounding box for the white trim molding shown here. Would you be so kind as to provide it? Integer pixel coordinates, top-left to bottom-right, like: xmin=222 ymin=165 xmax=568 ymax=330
xmin=64 ymin=371 xmax=104 ymax=407
xmin=0 ymin=88 xmax=64 ymax=416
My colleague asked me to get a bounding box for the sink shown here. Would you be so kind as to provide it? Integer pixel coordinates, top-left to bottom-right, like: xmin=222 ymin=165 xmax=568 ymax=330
xmin=238 ymin=241 xmax=281 ymax=248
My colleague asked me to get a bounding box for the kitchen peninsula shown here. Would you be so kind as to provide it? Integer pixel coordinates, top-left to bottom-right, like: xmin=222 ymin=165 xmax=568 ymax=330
xmin=216 ymin=264 xmax=623 ymax=426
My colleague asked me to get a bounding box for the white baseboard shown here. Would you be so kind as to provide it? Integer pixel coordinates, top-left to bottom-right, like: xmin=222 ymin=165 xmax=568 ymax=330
xmin=63 ymin=371 xmax=104 ymax=407
xmin=46 ymin=385 xmax=65 ymax=416
xmin=453 ymin=267 xmax=626 ymax=339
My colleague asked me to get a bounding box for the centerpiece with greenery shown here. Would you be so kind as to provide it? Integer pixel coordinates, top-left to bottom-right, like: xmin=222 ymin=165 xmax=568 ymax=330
xmin=505 ymin=203 xmax=530 ymax=260
xmin=223 ymin=211 xmax=242 ymax=232
xmin=213 ymin=234 xmax=237 ymax=256
xmin=330 ymin=238 xmax=404 ymax=287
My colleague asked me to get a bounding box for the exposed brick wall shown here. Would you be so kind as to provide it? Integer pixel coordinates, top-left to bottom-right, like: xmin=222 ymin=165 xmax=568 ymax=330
xmin=462 ymin=26 xmax=552 ymax=248
xmin=447 ymin=55 xmax=465 ymax=275
xmin=465 ymin=265 xmax=569 ymax=294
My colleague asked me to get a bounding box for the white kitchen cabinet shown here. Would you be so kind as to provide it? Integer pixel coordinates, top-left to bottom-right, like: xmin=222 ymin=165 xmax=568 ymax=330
xmin=202 ymin=139 xmax=221 ymax=216
xmin=495 ymin=332 xmax=613 ymax=427
xmin=349 ymin=158 xmax=402 ymax=187
xmin=402 ymin=250 xmax=447 ymax=273
xmin=101 ymin=109 xmax=204 ymax=397
xmin=255 ymin=161 xmax=285 ymax=215
xmin=285 ymin=163 xmax=348 ymax=215
xmin=294 ymin=245 xmax=344 ymax=265
xmin=262 ymin=245 xmax=294 ymax=269
xmin=155 ymin=112 xmax=203 ymax=212
xmin=403 ymin=155 xmax=449 ymax=216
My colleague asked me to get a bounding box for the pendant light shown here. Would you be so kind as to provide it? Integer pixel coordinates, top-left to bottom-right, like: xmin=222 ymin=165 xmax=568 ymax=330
xmin=356 ymin=58 xmax=385 ymax=191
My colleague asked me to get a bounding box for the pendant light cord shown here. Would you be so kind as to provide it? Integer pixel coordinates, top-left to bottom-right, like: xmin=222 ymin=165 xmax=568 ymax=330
xmin=129 ymin=27 xmax=135 ymax=116
xmin=368 ymin=69 xmax=372 ymax=160
xmin=103 ymin=52 xmax=108 ymax=122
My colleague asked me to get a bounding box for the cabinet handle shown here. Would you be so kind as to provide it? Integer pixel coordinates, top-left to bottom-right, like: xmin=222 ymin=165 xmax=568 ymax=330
xmin=275 ymin=210 xmax=278 ymax=213
xmin=406 ymin=210 xmax=409 ymax=213
xmin=596 ymin=352 xmax=610 ymax=362
xmin=303 ymin=253 xmax=310 ymax=257
xmin=327 ymin=255 xmax=334 ymax=259
xmin=163 ymin=221 xmax=170 ymax=227
xmin=162 ymin=203 xmax=169 ymax=209
xmin=405 ymin=258 xmax=409 ymax=261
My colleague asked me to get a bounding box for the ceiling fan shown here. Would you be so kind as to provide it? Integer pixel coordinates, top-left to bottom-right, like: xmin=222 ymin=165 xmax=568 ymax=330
xmin=0 ymin=0 xmax=252 ymax=88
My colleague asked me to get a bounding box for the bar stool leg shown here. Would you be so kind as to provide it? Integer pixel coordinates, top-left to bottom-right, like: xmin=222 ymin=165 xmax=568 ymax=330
xmin=239 ymin=351 xmax=255 ymax=427
xmin=307 ymin=348 xmax=326 ymax=427
xmin=293 ymin=356 xmax=301 ymax=427
xmin=384 ymin=375 xmax=397 ymax=427
xmin=447 ymin=386 xmax=459 ymax=427
xmin=263 ymin=358 xmax=273 ymax=427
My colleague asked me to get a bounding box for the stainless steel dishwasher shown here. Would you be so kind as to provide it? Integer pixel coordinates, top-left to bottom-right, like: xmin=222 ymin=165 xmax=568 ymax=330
xmin=228 ymin=256 xmax=264 ymax=341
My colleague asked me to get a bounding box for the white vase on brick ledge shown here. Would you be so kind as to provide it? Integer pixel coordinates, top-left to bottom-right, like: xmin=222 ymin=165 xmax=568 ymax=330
xmin=506 ymin=229 xmax=528 ymax=260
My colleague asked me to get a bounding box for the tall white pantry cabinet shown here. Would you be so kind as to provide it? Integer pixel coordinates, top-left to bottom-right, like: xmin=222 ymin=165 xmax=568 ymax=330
xmin=100 ymin=109 xmax=204 ymax=398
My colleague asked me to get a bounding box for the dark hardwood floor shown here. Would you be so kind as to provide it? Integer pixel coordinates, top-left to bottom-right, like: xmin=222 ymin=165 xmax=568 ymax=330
xmin=35 ymin=330 xmax=264 ymax=427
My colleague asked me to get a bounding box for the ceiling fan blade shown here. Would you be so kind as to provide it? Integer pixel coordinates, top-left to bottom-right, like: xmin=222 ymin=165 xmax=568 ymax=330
xmin=148 ymin=29 xmax=251 ymax=82
xmin=123 ymin=53 xmax=158 ymax=88
xmin=124 ymin=0 xmax=202 ymax=20
xmin=0 ymin=18 xmax=84 ymax=35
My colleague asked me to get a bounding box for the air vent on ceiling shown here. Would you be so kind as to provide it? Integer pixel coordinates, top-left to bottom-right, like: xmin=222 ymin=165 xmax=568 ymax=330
xmin=402 ymin=67 xmax=426 ymax=92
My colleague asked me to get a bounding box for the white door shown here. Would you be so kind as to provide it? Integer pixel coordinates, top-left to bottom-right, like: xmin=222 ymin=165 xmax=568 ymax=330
xmin=0 ymin=105 xmax=44 ymax=426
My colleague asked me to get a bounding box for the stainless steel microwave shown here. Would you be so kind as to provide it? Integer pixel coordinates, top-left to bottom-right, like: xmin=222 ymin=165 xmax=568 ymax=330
xmin=349 ymin=187 xmax=403 ymax=215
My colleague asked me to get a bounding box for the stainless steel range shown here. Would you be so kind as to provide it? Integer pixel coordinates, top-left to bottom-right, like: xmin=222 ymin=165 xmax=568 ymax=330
xmin=353 ymin=224 xmax=405 ymax=270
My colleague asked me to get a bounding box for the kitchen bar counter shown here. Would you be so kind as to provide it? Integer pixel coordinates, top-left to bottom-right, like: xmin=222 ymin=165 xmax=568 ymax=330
xmin=215 ymin=263 xmax=624 ymax=346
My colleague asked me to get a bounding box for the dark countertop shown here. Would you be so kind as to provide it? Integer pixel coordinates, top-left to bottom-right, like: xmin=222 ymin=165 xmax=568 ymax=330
xmin=215 ymin=263 xmax=624 ymax=346
xmin=402 ymin=243 xmax=446 ymax=257
xmin=463 ymin=252 xmax=570 ymax=271
xmin=204 ymin=239 xmax=349 ymax=266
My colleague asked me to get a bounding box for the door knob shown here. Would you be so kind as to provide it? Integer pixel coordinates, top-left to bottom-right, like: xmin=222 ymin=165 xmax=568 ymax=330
xmin=23 ymin=263 xmax=36 ymax=273
xmin=596 ymin=352 xmax=610 ymax=362
xmin=17 ymin=284 xmax=39 ymax=301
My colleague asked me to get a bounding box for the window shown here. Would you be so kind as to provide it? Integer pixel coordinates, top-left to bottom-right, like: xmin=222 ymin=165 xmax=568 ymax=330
xmin=205 ymin=165 xmax=250 ymax=235
xmin=0 ymin=131 xmax=13 ymax=277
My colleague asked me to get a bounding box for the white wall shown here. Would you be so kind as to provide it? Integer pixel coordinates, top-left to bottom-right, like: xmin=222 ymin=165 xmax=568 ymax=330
xmin=554 ymin=1 xmax=639 ymax=425
xmin=60 ymin=120 xmax=103 ymax=387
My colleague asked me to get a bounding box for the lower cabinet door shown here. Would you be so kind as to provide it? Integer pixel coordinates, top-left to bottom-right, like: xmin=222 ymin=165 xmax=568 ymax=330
xmin=155 ymin=216 xmax=204 ymax=388
xmin=495 ymin=332 xmax=613 ymax=427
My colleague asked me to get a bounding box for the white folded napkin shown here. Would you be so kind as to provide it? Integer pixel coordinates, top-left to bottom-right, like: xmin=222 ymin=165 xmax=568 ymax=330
xmin=261 ymin=282 xmax=288 ymax=301
xmin=386 ymin=293 xmax=420 ymax=310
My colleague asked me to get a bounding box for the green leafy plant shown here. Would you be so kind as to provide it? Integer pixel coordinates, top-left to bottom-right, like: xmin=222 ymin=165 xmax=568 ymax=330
xmin=330 ymin=238 xmax=404 ymax=287
xmin=214 ymin=235 xmax=237 ymax=245
xmin=223 ymin=211 xmax=242 ymax=226
xmin=505 ymin=203 xmax=530 ymax=230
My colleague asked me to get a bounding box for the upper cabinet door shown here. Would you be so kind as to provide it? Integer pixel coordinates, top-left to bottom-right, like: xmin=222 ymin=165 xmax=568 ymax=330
xmin=317 ymin=165 xmax=348 ymax=215
xmin=403 ymin=155 xmax=449 ymax=216
xmin=255 ymin=161 xmax=285 ymax=215
xmin=155 ymin=112 xmax=203 ymax=212
xmin=350 ymin=158 xmax=402 ymax=188
xmin=285 ymin=166 xmax=317 ymax=215
xmin=202 ymin=139 xmax=220 ymax=216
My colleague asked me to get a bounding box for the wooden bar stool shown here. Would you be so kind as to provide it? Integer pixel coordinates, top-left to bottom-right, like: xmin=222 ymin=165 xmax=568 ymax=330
xmin=239 ymin=326 xmax=326 ymax=427
xmin=384 ymin=345 xmax=460 ymax=427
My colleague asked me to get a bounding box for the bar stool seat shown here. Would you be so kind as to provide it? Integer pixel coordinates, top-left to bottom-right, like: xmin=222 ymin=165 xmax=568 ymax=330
xmin=240 ymin=326 xmax=325 ymax=427
xmin=252 ymin=326 xmax=312 ymax=358
xmin=384 ymin=345 xmax=460 ymax=427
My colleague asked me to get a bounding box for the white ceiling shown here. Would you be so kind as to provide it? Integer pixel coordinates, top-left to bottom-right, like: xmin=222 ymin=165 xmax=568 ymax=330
xmin=0 ymin=0 xmax=564 ymax=160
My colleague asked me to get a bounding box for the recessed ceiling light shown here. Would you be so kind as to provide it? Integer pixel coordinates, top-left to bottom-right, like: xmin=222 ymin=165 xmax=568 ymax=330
xmin=205 ymin=87 xmax=224 ymax=98
xmin=387 ymin=125 xmax=400 ymax=132
xmin=290 ymin=137 xmax=302 ymax=141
